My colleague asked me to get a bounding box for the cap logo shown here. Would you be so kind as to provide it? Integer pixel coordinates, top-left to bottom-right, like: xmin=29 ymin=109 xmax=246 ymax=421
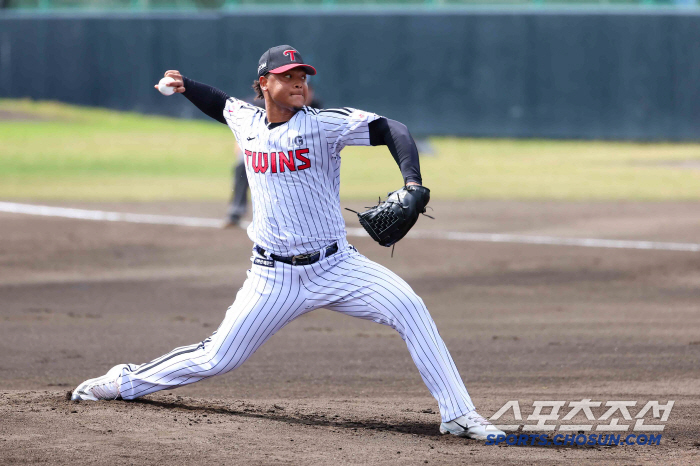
xmin=283 ymin=50 xmax=298 ymax=61
xmin=258 ymin=62 xmax=267 ymax=73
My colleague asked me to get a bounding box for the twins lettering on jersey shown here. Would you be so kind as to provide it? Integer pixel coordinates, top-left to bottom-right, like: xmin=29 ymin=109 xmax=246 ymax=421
xmin=245 ymin=148 xmax=311 ymax=174
xmin=223 ymin=97 xmax=380 ymax=255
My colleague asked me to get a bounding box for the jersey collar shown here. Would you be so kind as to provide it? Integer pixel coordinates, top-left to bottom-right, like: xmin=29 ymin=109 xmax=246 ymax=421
xmin=264 ymin=108 xmax=305 ymax=130
xmin=265 ymin=119 xmax=286 ymax=130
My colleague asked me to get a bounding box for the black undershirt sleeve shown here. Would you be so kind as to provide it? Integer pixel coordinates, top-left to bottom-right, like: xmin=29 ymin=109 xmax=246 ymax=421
xmin=368 ymin=117 xmax=423 ymax=185
xmin=181 ymin=77 xmax=230 ymax=125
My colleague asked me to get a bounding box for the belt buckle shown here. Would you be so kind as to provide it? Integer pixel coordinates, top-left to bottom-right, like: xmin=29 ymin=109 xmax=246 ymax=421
xmin=291 ymin=253 xmax=308 ymax=266
xmin=292 ymin=250 xmax=318 ymax=265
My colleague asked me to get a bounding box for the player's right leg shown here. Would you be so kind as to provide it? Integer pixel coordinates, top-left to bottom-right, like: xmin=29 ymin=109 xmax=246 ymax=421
xmin=72 ymin=253 xmax=306 ymax=401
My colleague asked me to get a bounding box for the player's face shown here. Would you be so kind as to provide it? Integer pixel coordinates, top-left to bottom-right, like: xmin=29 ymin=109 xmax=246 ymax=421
xmin=264 ymin=69 xmax=308 ymax=111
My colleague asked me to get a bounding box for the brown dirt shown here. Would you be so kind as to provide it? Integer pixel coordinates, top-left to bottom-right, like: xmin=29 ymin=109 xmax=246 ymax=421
xmin=1 ymin=200 xmax=699 ymax=465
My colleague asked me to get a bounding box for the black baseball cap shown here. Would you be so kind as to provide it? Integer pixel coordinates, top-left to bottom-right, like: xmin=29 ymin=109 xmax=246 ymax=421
xmin=257 ymin=45 xmax=317 ymax=78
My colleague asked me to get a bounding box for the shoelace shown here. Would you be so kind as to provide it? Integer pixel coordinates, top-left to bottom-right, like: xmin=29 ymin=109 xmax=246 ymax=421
xmin=90 ymin=378 xmax=119 ymax=400
xmin=466 ymin=412 xmax=491 ymax=426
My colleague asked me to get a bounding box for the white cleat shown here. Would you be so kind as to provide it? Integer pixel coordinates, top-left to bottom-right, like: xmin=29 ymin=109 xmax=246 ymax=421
xmin=71 ymin=364 xmax=128 ymax=401
xmin=439 ymin=410 xmax=506 ymax=440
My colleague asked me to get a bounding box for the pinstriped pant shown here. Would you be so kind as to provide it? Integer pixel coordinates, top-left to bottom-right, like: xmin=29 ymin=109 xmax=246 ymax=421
xmin=119 ymin=243 xmax=475 ymax=423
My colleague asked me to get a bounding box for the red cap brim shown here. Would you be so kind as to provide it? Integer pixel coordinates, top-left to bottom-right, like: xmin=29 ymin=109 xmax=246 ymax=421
xmin=269 ymin=63 xmax=317 ymax=76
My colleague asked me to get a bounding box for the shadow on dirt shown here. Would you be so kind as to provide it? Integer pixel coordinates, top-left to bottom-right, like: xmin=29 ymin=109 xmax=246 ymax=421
xmin=130 ymin=396 xmax=441 ymax=437
xmin=65 ymin=392 xmax=620 ymax=448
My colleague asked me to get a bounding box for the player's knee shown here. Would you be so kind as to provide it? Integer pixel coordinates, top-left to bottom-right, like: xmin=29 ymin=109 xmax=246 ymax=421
xmin=398 ymin=292 xmax=427 ymax=316
xmin=196 ymin=340 xmax=233 ymax=374
xmin=198 ymin=353 xmax=230 ymax=375
xmin=387 ymin=293 xmax=427 ymax=330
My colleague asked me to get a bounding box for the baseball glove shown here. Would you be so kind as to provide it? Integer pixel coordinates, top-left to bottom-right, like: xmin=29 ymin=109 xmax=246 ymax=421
xmin=348 ymin=185 xmax=432 ymax=248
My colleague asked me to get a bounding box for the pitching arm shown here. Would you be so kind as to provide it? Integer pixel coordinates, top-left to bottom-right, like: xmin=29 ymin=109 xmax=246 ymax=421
xmin=181 ymin=77 xmax=230 ymax=125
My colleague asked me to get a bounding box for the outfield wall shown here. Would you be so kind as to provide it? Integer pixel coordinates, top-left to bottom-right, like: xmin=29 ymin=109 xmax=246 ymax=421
xmin=1 ymin=9 xmax=699 ymax=140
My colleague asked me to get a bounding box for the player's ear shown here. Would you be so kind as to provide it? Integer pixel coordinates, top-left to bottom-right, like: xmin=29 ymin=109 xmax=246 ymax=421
xmin=259 ymin=75 xmax=269 ymax=93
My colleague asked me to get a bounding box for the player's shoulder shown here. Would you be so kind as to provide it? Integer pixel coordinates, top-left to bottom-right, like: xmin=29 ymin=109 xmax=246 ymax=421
xmin=316 ymin=107 xmax=352 ymax=118
xmin=225 ymin=97 xmax=266 ymax=117
xmin=298 ymin=106 xmax=345 ymax=121
xmin=315 ymin=107 xmax=377 ymax=122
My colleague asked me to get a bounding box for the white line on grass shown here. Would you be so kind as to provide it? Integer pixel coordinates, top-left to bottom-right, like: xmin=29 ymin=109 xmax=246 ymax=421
xmin=0 ymin=201 xmax=225 ymax=228
xmin=1 ymin=201 xmax=699 ymax=253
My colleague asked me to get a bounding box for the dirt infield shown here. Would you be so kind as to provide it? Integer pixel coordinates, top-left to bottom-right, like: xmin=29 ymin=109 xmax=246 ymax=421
xmin=1 ymin=200 xmax=699 ymax=465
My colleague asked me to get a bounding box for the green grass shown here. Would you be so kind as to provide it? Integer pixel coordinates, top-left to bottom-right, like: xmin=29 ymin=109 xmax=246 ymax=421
xmin=2 ymin=99 xmax=699 ymax=201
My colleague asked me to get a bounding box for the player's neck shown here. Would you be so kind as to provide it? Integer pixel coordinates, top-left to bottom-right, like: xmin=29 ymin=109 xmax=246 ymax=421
xmin=264 ymin=98 xmax=299 ymax=124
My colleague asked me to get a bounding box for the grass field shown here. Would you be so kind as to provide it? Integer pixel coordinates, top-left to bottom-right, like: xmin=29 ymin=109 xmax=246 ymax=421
xmin=2 ymin=99 xmax=699 ymax=201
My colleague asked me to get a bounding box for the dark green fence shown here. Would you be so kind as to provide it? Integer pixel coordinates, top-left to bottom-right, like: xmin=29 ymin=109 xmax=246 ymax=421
xmin=1 ymin=10 xmax=699 ymax=140
xmin=2 ymin=1 xmax=697 ymax=10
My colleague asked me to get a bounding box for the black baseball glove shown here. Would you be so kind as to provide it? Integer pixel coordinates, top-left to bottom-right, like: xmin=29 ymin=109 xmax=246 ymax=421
xmin=348 ymin=185 xmax=431 ymax=247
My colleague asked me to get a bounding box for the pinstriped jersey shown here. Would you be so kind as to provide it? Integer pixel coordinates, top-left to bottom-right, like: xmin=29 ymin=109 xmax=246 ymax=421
xmin=223 ymin=98 xmax=380 ymax=256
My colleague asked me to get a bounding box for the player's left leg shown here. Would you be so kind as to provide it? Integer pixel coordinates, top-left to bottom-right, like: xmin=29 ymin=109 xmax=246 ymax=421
xmin=304 ymin=245 xmax=504 ymax=439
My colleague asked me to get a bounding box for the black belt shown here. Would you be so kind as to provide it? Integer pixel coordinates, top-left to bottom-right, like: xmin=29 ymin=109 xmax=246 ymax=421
xmin=255 ymin=243 xmax=338 ymax=266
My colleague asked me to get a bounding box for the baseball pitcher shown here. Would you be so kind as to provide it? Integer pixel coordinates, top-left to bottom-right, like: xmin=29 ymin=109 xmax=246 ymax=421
xmin=71 ymin=45 xmax=505 ymax=440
